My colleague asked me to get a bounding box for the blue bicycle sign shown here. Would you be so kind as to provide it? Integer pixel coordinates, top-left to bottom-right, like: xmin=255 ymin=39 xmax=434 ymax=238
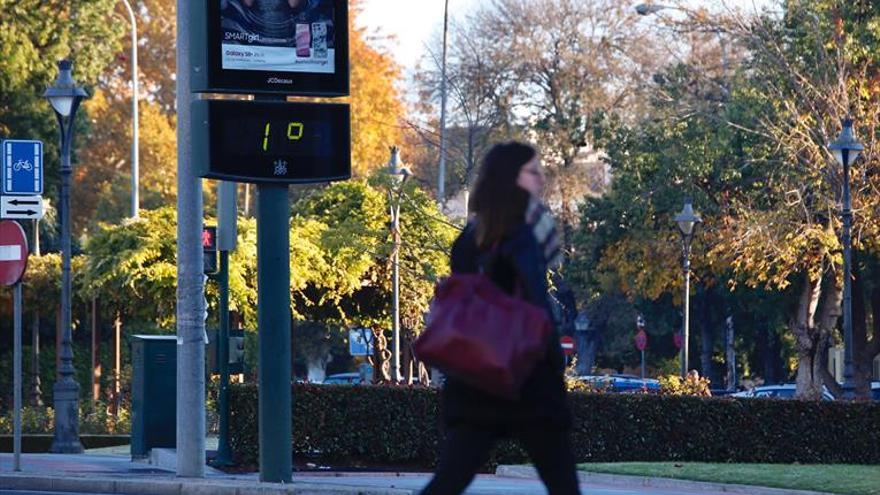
xmin=2 ymin=140 xmax=43 ymax=195
xmin=12 ymin=159 xmax=33 ymax=172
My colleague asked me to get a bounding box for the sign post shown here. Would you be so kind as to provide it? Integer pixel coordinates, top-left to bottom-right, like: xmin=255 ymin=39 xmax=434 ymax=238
xmin=1 ymin=219 xmax=29 ymax=471
xmin=635 ymin=315 xmax=647 ymax=380
xmin=213 ymin=181 xmax=236 ymax=467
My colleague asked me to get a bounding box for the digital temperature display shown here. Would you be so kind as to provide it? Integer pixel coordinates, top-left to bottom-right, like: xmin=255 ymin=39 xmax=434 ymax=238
xmin=193 ymin=99 xmax=350 ymax=184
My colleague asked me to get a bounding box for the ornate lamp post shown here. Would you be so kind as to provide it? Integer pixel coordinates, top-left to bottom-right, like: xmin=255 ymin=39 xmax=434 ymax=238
xmin=387 ymin=146 xmax=410 ymax=382
xmin=44 ymin=59 xmax=87 ymax=453
xmin=828 ymin=118 xmax=863 ymax=399
xmin=674 ymin=200 xmax=701 ymax=379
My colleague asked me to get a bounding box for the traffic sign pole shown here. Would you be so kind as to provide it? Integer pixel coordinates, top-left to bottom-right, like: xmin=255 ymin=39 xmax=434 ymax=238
xmin=13 ymin=281 xmax=22 ymax=471
xmin=0 ymin=219 xmax=29 ymax=471
xmin=641 ymin=349 xmax=646 ymax=381
xmin=214 ymin=181 xmax=236 ymax=467
xmin=213 ymin=248 xmax=232 ymax=466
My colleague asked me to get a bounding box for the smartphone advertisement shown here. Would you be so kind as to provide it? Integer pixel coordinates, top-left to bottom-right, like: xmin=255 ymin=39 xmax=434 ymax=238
xmin=220 ymin=0 xmax=336 ymax=74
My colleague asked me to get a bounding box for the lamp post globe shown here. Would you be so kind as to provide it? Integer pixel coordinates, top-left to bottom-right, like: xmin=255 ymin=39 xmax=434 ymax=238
xmin=674 ymin=200 xmax=701 ymax=378
xmin=44 ymin=59 xmax=87 ymax=453
xmin=828 ymin=118 xmax=864 ymax=399
xmin=386 ymin=146 xmax=410 ymax=382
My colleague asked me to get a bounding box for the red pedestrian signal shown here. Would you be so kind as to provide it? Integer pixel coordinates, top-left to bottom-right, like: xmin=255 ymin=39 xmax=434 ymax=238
xmin=202 ymin=226 xmax=217 ymax=251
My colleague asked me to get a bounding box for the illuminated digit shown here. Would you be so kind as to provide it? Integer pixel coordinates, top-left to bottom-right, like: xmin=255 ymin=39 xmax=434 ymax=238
xmin=262 ymin=122 xmax=271 ymax=151
xmin=287 ymin=122 xmax=304 ymax=141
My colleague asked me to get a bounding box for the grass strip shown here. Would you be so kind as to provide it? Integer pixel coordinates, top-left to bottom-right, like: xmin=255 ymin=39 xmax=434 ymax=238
xmin=577 ymin=462 xmax=880 ymax=495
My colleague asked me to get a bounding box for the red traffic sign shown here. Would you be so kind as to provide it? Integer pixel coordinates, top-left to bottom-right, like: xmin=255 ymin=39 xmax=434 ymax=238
xmin=0 ymin=220 xmax=28 ymax=286
xmin=635 ymin=329 xmax=648 ymax=351
xmin=560 ymin=335 xmax=575 ymax=355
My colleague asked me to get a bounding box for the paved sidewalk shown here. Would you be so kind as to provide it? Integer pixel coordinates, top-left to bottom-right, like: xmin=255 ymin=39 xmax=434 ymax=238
xmin=0 ymin=451 xmax=836 ymax=495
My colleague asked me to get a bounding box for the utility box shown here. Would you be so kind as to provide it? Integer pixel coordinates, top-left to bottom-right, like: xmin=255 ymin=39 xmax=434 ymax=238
xmin=130 ymin=335 xmax=177 ymax=459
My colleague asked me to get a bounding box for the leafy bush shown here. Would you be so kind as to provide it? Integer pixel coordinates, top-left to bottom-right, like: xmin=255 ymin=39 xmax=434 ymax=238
xmin=229 ymin=384 xmax=880 ymax=468
xmin=658 ymin=371 xmax=712 ymax=396
xmin=0 ymin=406 xmax=53 ymax=434
xmin=0 ymin=402 xmax=130 ymax=435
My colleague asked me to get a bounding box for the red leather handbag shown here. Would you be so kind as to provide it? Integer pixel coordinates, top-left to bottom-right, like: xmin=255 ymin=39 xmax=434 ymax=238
xmin=413 ymin=273 xmax=552 ymax=400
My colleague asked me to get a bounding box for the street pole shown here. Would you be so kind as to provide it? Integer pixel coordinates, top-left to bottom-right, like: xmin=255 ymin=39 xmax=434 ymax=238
xmin=215 ymin=249 xmax=232 ymax=465
xmin=828 ymin=118 xmax=863 ymax=399
xmin=14 ymin=281 xmax=22 ymax=470
xmin=257 ymin=183 xmax=292 ymax=483
xmin=437 ymin=0 xmax=449 ymax=206
xmin=841 ymin=147 xmax=855 ymax=399
xmin=214 ymin=180 xmax=236 ymax=467
xmin=176 ymin=0 xmax=206 ymax=477
xmin=387 ymin=147 xmax=409 ymax=382
xmin=391 ymin=198 xmax=401 ymax=382
xmin=641 ymin=349 xmax=646 ymax=380
xmin=675 ymin=201 xmax=700 ymax=379
xmin=681 ymin=251 xmax=690 ymax=378
xmin=120 ymin=0 xmax=140 ymax=218
xmin=45 ymin=60 xmax=85 ymax=454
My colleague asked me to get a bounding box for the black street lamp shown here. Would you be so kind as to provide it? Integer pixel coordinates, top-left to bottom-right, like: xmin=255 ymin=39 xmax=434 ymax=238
xmin=674 ymin=200 xmax=701 ymax=379
xmin=828 ymin=118 xmax=863 ymax=400
xmin=44 ymin=59 xmax=87 ymax=453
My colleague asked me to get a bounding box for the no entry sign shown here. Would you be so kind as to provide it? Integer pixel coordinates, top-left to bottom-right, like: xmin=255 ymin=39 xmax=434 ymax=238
xmin=635 ymin=329 xmax=648 ymax=351
xmin=560 ymin=335 xmax=575 ymax=356
xmin=0 ymin=220 xmax=28 ymax=286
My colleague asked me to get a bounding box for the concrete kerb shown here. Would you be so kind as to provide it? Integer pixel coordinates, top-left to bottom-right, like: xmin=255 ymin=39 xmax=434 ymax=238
xmin=495 ymin=465 xmax=836 ymax=495
xmin=0 ymin=473 xmax=415 ymax=495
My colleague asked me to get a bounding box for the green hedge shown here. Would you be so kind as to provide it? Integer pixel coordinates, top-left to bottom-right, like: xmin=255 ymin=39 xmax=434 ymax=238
xmin=229 ymin=384 xmax=880 ymax=468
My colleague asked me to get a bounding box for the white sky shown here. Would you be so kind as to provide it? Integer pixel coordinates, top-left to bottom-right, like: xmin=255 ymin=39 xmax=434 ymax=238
xmin=356 ymin=0 xmax=778 ymax=72
xmin=356 ymin=0 xmax=478 ymax=72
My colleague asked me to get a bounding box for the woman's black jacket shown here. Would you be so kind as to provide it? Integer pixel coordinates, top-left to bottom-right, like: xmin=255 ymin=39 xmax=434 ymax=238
xmin=440 ymin=222 xmax=571 ymax=429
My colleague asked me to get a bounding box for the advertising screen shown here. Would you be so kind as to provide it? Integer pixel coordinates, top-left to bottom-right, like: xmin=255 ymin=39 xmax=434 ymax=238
xmin=194 ymin=0 xmax=349 ymax=96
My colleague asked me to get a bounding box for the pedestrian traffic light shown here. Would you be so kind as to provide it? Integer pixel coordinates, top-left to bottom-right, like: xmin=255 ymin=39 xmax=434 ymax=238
xmin=203 ymin=225 xmax=218 ymax=275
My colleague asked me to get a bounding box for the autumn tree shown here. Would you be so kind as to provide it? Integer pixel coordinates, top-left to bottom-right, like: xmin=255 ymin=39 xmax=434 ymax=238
xmin=707 ymin=0 xmax=880 ymax=398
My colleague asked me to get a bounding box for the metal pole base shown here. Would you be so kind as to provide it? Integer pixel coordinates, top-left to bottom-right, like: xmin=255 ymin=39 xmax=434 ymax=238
xmin=49 ymin=378 xmax=83 ymax=453
xmin=257 ymin=183 xmax=292 ymax=483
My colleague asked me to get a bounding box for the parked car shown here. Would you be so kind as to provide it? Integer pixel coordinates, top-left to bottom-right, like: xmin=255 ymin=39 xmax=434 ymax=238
xmin=576 ymin=374 xmax=661 ymax=393
xmin=322 ymin=372 xmax=364 ymax=385
xmin=732 ymin=383 xmax=835 ymax=401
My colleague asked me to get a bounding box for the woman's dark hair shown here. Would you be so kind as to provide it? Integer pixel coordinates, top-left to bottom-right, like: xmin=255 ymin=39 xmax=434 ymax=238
xmin=469 ymin=141 xmax=536 ymax=248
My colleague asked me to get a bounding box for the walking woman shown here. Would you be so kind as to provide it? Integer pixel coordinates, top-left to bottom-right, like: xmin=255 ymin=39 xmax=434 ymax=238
xmin=421 ymin=142 xmax=581 ymax=495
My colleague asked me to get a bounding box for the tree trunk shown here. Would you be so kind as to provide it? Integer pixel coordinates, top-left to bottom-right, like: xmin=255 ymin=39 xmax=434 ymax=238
xmin=792 ymin=273 xmax=826 ymax=399
xmin=699 ymin=288 xmax=715 ymax=385
xmin=850 ymin=252 xmax=879 ymax=398
xmin=764 ymin=325 xmax=783 ymax=384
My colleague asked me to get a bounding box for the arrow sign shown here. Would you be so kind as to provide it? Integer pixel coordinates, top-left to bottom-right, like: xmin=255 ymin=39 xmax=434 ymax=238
xmin=5 ymin=198 xmax=39 ymax=206
xmin=1 ymin=195 xmax=44 ymax=220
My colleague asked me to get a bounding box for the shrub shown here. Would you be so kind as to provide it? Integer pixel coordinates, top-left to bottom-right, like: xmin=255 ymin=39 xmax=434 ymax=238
xmin=0 ymin=403 xmax=130 ymax=435
xmin=658 ymin=371 xmax=712 ymax=397
xmin=229 ymin=383 xmax=880 ymax=468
